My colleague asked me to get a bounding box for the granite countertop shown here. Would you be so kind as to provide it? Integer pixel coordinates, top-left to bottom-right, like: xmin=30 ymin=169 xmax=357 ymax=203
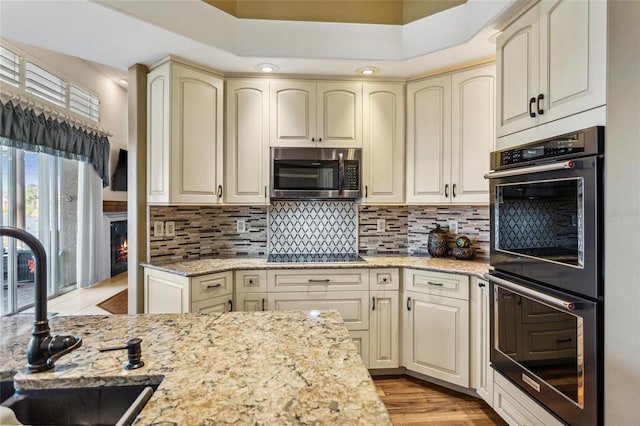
xmin=0 ymin=311 xmax=390 ymax=425
xmin=142 ymin=255 xmax=490 ymax=279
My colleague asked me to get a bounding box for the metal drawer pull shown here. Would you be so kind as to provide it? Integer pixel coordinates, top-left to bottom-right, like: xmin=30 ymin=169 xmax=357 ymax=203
xmin=372 ymin=297 xmax=376 ymax=311
xmin=407 ymin=297 xmax=412 ymax=311
xmin=557 ymin=338 xmax=573 ymax=344
xmin=262 ymin=298 xmax=265 ymax=311
xmin=228 ymin=300 xmax=233 ymax=312
xmin=427 ymin=281 xmax=444 ymax=287
xmin=205 ymin=283 xmax=222 ymax=289
xmin=308 ymin=279 xmax=331 ymax=283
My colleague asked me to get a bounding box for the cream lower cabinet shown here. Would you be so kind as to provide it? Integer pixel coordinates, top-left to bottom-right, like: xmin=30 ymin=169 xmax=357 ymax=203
xmin=144 ymin=268 xmax=233 ymax=314
xmin=402 ymin=269 xmax=470 ymax=387
xmin=470 ymin=276 xmax=493 ymax=406
xmin=266 ymin=268 xmax=371 ymax=367
xmin=493 ymin=373 xmax=564 ymax=426
xmin=369 ymin=269 xmax=400 ymax=368
xmin=234 ymin=270 xmax=267 ymax=312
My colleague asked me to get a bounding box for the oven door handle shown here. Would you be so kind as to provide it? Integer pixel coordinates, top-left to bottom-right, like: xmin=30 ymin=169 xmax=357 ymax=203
xmin=485 ymin=274 xmax=580 ymax=311
xmin=483 ymin=160 xmax=577 ymax=180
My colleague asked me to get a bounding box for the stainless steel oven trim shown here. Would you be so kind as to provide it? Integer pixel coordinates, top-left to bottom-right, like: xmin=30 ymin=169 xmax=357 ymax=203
xmin=493 ymin=175 xmax=585 ymax=269
xmin=490 ymin=275 xmax=586 ymax=409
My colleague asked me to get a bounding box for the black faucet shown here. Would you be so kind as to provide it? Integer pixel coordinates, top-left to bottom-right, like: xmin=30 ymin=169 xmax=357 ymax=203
xmin=1 ymin=226 xmax=82 ymax=373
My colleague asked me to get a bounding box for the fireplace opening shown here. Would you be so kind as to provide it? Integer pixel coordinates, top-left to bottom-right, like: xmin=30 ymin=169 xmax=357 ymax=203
xmin=110 ymin=220 xmax=128 ymax=277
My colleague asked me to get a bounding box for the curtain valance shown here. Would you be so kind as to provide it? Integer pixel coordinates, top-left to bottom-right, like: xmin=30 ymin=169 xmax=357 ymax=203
xmin=0 ymin=100 xmax=110 ymax=187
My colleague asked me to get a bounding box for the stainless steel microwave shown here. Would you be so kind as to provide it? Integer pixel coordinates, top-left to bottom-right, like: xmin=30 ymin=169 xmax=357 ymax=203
xmin=270 ymin=147 xmax=361 ymax=200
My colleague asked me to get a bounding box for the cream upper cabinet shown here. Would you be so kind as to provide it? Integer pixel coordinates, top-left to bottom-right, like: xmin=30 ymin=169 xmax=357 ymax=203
xmin=496 ymin=0 xmax=606 ymax=140
xmin=225 ymin=79 xmax=270 ymax=204
xmin=270 ymin=80 xmax=362 ymax=148
xmin=147 ymin=60 xmax=224 ymax=205
xmin=407 ymin=64 xmax=495 ymax=204
xmin=406 ymin=75 xmax=451 ymax=204
xmin=451 ymin=65 xmax=496 ymax=204
xmin=362 ymin=83 xmax=405 ymax=204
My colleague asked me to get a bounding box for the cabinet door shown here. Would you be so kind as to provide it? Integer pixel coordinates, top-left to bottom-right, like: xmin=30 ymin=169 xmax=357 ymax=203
xmin=406 ymin=75 xmax=452 ymax=204
xmin=169 ymin=63 xmax=223 ymax=204
xmin=147 ymin=63 xmax=170 ymax=204
xmin=235 ymin=292 xmax=267 ymax=312
xmin=316 ymin=82 xmax=362 ymax=148
xmin=362 ymin=83 xmax=404 ymax=204
xmin=451 ymin=65 xmax=495 ymax=204
xmin=538 ymin=0 xmax=606 ymax=124
xmin=350 ymin=330 xmax=370 ymax=368
xmin=403 ymin=291 xmax=470 ymax=387
xmin=370 ymin=291 xmax=399 ymax=369
xmin=267 ymin=291 xmax=369 ymax=331
xmin=144 ymin=269 xmax=188 ymax=314
xmin=192 ymin=294 xmax=233 ymax=314
xmin=270 ymin=80 xmax=316 ymax=147
xmin=225 ymin=79 xmax=270 ymax=204
xmin=471 ymin=278 xmax=494 ymax=406
xmin=496 ymin=5 xmax=539 ymax=137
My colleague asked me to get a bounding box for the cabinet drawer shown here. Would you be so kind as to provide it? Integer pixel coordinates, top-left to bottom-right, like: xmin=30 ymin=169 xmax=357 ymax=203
xmin=235 ymin=270 xmax=267 ymax=293
xmin=493 ymin=373 xmax=564 ymax=426
xmin=404 ymin=269 xmax=469 ymax=300
xmin=192 ymin=294 xmax=232 ymax=314
xmin=370 ymin=268 xmax=400 ymax=291
xmin=267 ymin=291 xmax=369 ymax=330
xmin=191 ymin=271 xmax=233 ymax=302
xmin=267 ymin=269 xmax=369 ymax=292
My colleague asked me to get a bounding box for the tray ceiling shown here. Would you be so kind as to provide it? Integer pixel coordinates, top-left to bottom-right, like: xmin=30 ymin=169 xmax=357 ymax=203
xmin=204 ymin=0 xmax=466 ymax=25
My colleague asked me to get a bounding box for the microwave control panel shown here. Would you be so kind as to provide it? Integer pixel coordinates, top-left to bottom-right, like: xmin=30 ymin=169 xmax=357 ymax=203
xmin=344 ymin=161 xmax=360 ymax=190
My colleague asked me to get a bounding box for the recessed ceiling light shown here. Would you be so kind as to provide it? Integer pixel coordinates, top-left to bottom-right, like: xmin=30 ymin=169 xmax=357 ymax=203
xmin=356 ymin=66 xmax=379 ymax=76
xmin=256 ymin=63 xmax=279 ymax=73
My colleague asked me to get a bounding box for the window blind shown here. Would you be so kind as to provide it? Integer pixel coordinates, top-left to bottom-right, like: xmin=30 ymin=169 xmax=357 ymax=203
xmin=0 ymin=46 xmax=20 ymax=88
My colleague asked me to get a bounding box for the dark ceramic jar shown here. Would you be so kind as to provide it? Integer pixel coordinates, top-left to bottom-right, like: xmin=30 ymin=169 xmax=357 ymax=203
xmin=427 ymin=224 xmax=449 ymax=257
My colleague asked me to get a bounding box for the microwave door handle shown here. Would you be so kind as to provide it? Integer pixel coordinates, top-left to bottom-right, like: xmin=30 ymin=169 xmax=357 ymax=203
xmin=338 ymin=152 xmax=344 ymax=193
xmin=483 ymin=160 xmax=577 ymax=180
xmin=485 ymin=274 xmax=580 ymax=311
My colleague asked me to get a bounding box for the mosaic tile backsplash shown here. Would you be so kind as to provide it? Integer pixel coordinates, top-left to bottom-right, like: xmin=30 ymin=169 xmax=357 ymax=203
xmin=149 ymin=203 xmax=491 ymax=261
xmin=149 ymin=206 xmax=268 ymax=263
xmin=269 ymin=201 xmax=358 ymax=254
xmin=407 ymin=206 xmax=490 ymax=258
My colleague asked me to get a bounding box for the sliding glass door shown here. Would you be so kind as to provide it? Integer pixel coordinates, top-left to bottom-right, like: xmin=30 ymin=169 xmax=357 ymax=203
xmin=1 ymin=145 xmax=79 ymax=315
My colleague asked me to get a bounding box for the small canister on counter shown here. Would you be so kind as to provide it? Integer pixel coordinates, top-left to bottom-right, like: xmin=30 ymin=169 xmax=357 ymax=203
xmin=427 ymin=224 xmax=449 ymax=257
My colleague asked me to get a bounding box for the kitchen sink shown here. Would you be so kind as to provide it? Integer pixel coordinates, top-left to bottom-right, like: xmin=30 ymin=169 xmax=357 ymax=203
xmin=0 ymin=380 xmax=15 ymax=403
xmin=1 ymin=382 xmax=160 ymax=426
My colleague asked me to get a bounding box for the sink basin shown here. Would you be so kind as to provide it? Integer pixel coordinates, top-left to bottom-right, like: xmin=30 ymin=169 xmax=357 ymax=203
xmin=1 ymin=383 xmax=159 ymax=426
xmin=0 ymin=380 xmax=15 ymax=403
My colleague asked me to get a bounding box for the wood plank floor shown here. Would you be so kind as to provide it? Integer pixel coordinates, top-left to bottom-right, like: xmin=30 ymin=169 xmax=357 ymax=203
xmin=373 ymin=376 xmax=506 ymax=425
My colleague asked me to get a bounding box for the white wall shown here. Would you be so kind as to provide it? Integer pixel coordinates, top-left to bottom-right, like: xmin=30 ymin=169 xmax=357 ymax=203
xmin=605 ymin=1 xmax=640 ymax=424
xmin=8 ymin=40 xmax=129 ymax=202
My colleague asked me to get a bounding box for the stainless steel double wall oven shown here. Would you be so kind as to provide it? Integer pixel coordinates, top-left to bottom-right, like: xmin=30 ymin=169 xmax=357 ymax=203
xmin=485 ymin=127 xmax=604 ymax=425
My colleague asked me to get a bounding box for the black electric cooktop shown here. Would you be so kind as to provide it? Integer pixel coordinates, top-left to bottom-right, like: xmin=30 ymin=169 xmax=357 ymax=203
xmin=267 ymin=253 xmax=365 ymax=263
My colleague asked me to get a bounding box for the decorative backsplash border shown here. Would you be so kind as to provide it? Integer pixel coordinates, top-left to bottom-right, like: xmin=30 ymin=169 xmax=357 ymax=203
xmin=148 ymin=203 xmax=491 ymax=262
xmin=269 ymin=201 xmax=358 ymax=254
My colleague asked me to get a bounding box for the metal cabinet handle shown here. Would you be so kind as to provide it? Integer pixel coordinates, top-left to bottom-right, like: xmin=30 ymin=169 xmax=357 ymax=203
xmin=365 ymin=186 xmax=368 ymax=198
xmin=228 ymin=300 xmax=233 ymax=312
xmin=452 ymin=183 xmax=457 ymax=198
xmin=217 ymin=185 xmax=223 ymax=198
xmin=205 ymin=283 xmax=222 ymax=289
xmin=407 ymin=297 xmax=412 ymax=311
xmin=318 ymin=137 xmax=322 ymax=142
xmin=312 ymin=137 xmax=315 ymax=142
xmin=262 ymin=298 xmax=265 ymax=311
xmin=264 ymin=186 xmax=267 ymax=198
xmin=427 ymin=281 xmax=444 ymax=287
xmin=478 ymin=282 xmax=486 ymax=288
xmin=537 ymin=93 xmax=545 ymax=115
xmin=308 ymin=279 xmax=331 ymax=283
xmin=444 ymin=184 xmax=449 ymax=198
xmin=382 ymin=277 xmax=388 ymax=283
xmin=372 ymin=297 xmax=376 ymax=311
xmin=529 ymin=97 xmax=537 ymax=118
